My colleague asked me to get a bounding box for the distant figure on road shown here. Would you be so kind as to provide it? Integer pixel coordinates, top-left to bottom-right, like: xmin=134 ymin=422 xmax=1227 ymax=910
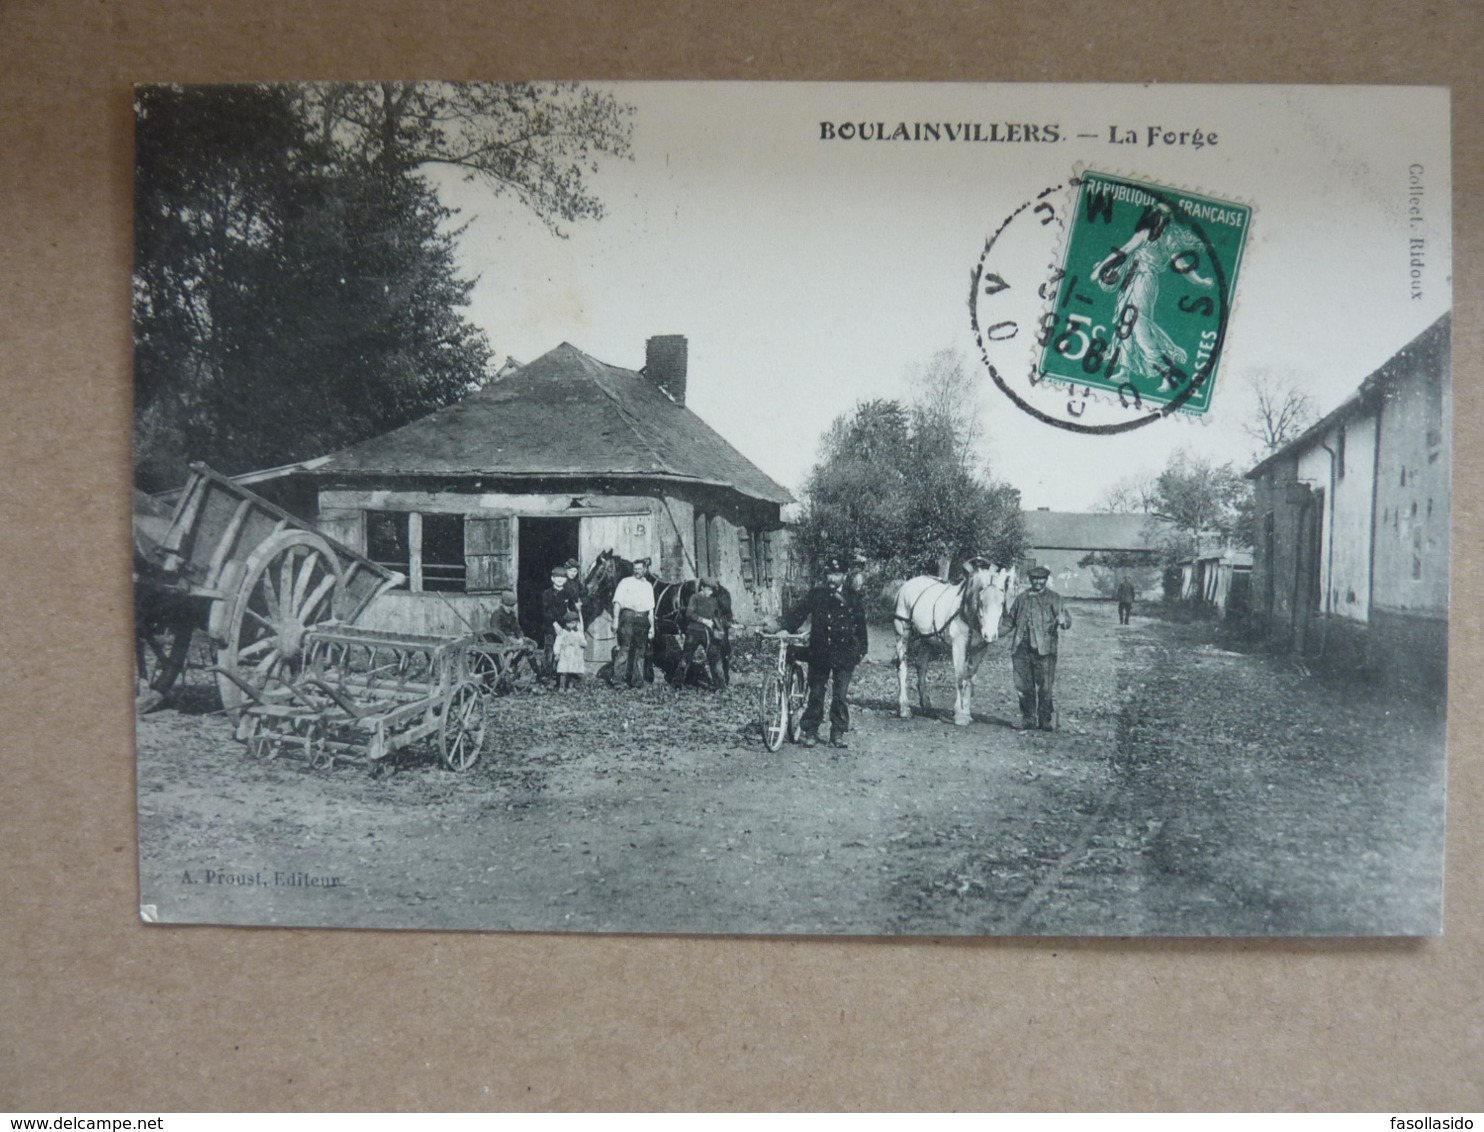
xmin=785 ymin=556 xmax=869 ymax=748
xmin=999 ymin=565 xmax=1072 ymax=732
xmin=1115 ymin=578 xmax=1136 ymax=625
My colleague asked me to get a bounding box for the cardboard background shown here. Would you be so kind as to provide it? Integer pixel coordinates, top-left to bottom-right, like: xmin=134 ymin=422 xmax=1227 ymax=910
xmin=2 ymin=0 xmax=1480 ymax=1110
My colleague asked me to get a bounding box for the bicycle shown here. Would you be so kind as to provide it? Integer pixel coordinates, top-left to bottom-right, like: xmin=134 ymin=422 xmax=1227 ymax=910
xmin=756 ymin=630 xmax=809 ymax=751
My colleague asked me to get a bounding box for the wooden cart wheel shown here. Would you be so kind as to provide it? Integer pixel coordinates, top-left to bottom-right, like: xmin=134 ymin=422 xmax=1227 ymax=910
xmin=439 ymin=681 xmax=487 ymax=771
xmin=467 ymin=647 xmax=502 ymax=694
xmin=214 ymin=530 xmax=343 ymax=712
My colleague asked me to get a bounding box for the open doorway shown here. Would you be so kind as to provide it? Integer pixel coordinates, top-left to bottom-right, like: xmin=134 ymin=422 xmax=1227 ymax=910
xmin=517 ymin=516 xmax=580 ymax=638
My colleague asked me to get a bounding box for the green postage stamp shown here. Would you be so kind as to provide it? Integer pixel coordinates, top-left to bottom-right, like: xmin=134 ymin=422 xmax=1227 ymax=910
xmin=1038 ymin=172 xmax=1251 ymax=415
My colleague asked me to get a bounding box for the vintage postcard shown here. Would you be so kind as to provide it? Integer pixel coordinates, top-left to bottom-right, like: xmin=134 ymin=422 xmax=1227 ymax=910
xmin=133 ymin=82 xmax=1451 ymax=936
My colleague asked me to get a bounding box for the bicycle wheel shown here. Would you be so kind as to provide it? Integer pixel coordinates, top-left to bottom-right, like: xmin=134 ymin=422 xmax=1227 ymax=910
xmin=759 ymin=673 xmax=788 ymax=751
xmin=786 ymin=665 xmax=809 ymax=741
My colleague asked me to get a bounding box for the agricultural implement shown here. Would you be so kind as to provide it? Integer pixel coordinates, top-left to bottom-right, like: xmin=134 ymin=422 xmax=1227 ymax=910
xmin=225 ymin=626 xmax=489 ymax=772
xmin=134 ymin=464 xmax=496 ymax=771
xmin=133 ymin=462 xmax=403 ymax=712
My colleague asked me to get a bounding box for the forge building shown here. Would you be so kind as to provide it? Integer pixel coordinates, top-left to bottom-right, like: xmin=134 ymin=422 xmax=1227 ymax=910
xmin=298 ymin=336 xmax=795 ymax=655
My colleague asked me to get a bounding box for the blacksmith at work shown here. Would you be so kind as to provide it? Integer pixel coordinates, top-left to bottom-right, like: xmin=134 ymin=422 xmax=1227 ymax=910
xmin=784 ymin=556 xmax=869 ymax=748
xmin=610 ymin=556 xmax=656 ymax=688
xmin=998 ymin=565 xmax=1072 ymax=732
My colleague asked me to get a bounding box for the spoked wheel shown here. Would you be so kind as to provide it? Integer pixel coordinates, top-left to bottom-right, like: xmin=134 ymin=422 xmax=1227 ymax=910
xmin=214 ymin=530 xmax=343 ymax=712
xmin=785 ymin=666 xmax=808 ymax=742
xmin=760 ymin=674 xmax=788 ymax=751
xmin=439 ymin=681 xmax=487 ymax=771
xmin=467 ymin=647 xmax=502 ymax=695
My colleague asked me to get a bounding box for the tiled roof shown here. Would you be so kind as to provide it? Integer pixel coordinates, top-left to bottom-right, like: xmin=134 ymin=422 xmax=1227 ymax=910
xmin=1023 ymin=510 xmax=1167 ymax=551
xmin=316 ymin=342 xmax=795 ymax=505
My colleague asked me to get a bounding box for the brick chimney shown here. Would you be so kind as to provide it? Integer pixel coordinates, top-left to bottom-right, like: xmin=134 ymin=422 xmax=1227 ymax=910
xmin=645 ymin=335 xmax=688 ymax=405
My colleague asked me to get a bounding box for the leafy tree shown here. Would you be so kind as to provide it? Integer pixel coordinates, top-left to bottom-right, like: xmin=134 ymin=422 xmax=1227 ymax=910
xmin=1146 ymin=450 xmax=1254 ymax=561
xmin=298 ymin=82 xmax=632 ymax=232
xmin=797 ymin=354 xmax=1024 ymax=579
xmin=133 ymin=82 xmax=633 ymax=491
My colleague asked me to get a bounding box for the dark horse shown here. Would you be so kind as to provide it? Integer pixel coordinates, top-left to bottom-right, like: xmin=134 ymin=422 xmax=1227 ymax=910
xmin=581 ymin=549 xmax=733 ymax=686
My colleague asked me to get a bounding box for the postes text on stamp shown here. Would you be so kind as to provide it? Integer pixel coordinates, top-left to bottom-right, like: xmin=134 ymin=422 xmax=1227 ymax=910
xmin=1037 ymin=172 xmax=1251 ymax=416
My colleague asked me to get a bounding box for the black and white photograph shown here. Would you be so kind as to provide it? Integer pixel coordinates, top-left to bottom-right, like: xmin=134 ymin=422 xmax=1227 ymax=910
xmin=132 ymin=81 xmax=1451 ymax=937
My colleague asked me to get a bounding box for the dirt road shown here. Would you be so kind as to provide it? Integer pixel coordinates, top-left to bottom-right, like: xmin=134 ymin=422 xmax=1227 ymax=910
xmin=136 ymin=601 xmax=1446 ymax=936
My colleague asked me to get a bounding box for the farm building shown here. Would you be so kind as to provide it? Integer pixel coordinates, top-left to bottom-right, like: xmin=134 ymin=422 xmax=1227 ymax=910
xmin=1176 ymin=547 xmax=1253 ymax=617
xmin=1019 ymin=509 xmax=1167 ymax=599
xmin=298 ymin=336 xmax=795 ymax=655
xmin=1246 ymin=314 xmax=1449 ymax=688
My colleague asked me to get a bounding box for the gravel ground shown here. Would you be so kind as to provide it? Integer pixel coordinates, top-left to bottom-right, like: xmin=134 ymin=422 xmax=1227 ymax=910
xmin=135 ymin=601 xmax=1446 ymax=936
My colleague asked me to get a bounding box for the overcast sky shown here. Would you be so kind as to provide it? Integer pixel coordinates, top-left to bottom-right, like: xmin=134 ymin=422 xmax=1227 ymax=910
xmin=433 ymin=83 xmax=1451 ymax=510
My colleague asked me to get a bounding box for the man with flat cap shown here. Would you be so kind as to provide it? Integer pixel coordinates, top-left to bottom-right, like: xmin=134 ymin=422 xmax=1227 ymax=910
xmin=678 ymin=576 xmax=727 ymax=689
xmin=998 ymin=565 xmax=1071 ymax=732
xmin=610 ymin=556 xmax=656 ymax=688
xmin=783 ymin=555 xmax=869 ymax=748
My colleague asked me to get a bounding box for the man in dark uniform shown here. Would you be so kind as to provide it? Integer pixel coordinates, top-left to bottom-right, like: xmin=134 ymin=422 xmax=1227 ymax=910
xmin=784 ymin=556 xmax=869 ymax=748
xmin=998 ymin=565 xmax=1072 ymax=731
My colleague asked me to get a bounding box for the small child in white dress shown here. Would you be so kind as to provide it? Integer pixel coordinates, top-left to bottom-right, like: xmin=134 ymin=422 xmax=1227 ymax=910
xmin=553 ymin=610 xmax=586 ymax=690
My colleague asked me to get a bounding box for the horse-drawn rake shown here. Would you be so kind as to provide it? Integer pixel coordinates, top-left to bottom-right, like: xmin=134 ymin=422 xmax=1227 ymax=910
xmin=225 ymin=627 xmax=491 ymax=773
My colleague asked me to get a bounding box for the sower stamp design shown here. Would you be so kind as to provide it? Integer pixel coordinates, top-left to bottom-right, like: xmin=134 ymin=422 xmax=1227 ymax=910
xmin=1038 ymin=172 xmax=1250 ymax=415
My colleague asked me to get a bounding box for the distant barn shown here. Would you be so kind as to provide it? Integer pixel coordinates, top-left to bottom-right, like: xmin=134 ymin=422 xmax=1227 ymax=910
xmin=301 ymin=336 xmax=795 ymax=655
xmin=1019 ymin=510 xmax=1167 ymax=599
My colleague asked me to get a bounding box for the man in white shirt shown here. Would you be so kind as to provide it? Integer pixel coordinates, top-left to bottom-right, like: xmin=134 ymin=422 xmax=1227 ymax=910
xmin=610 ymin=556 xmax=656 ymax=688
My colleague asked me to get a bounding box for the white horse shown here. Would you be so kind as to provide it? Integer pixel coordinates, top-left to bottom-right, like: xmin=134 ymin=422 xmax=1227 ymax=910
xmin=893 ymin=565 xmax=1016 ymax=726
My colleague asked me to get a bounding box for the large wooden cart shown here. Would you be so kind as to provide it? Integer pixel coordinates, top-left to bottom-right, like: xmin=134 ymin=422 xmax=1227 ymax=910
xmin=133 ymin=462 xmax=403 ymax=712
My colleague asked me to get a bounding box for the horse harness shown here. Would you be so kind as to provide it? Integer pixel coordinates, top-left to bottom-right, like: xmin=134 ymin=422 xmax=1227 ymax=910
xmin=895 ymin=576 xmax=994 ymax=644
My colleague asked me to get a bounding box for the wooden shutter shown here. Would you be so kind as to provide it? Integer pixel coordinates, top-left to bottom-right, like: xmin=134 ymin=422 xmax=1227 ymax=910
xmin=315 ymin=508 xmax=364 ymax=554
xmin=738 ymin=529 xmax=755 ymax=587
xmin=464 ymin=515 xmax=514 ymax=593
xmin=694 ymin=512 xmax=711 ymax=579
xmin=761 ymin=530 xmax=775 ymax=586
